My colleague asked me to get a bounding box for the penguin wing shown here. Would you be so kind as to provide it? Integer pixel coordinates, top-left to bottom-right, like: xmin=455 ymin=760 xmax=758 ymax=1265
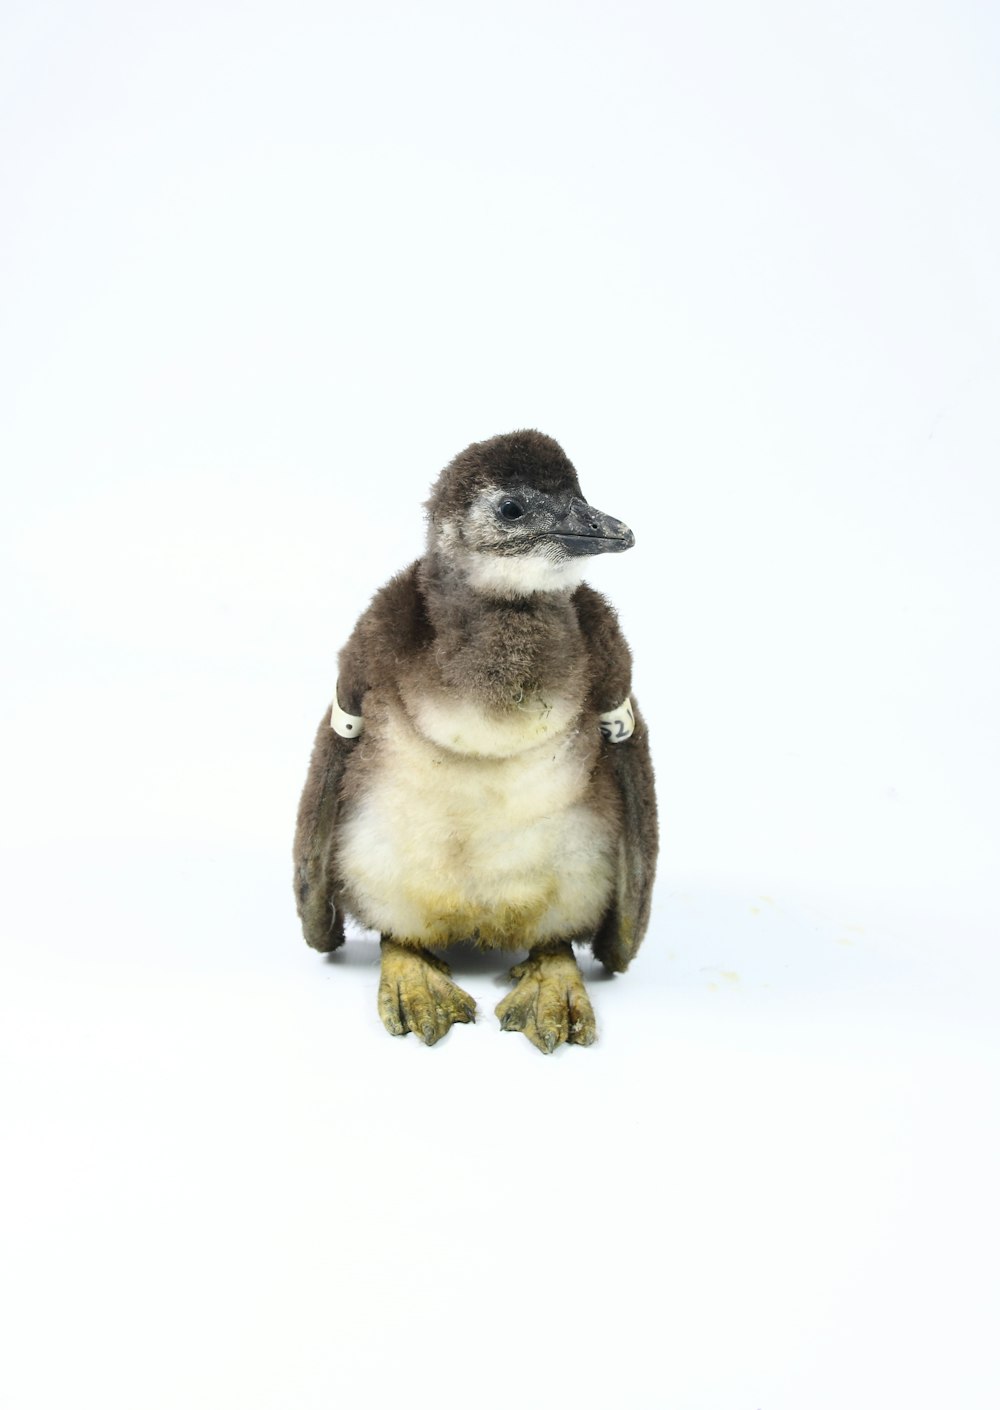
xmin=592 ymin=696 xmax=658 ymax=972
xmin=573 ymin=584 xmax=658 ymax=972
xmin=293 ymin=710 xmax=353 ymax=951
xmin=293 ymin=562 xmax=430 ymax=951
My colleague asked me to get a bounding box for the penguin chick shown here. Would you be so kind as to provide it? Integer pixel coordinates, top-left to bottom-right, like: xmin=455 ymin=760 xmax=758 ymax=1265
xmin=293 ymin=429 xmax=658 ymax=1051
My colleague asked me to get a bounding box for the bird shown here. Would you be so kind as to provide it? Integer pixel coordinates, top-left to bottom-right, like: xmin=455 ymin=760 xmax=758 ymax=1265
xmin=293 ymin=429 xmax=657 ymax=1051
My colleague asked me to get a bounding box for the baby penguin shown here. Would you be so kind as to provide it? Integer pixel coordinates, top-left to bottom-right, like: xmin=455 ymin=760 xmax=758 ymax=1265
xmin=293 ymin=430 xmax=657 ymax=1051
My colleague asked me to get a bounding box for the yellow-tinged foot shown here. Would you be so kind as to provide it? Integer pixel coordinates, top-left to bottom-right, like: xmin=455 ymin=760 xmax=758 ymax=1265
xmin=495 ymin=942 xmax=597 ymax=1053
xmin=378 ymin=939 xmax=476 ymax=1045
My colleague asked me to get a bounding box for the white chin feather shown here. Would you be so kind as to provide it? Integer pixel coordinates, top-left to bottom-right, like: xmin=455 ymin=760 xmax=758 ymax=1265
xmin=464 ymin=550 xmax=590 ymax=598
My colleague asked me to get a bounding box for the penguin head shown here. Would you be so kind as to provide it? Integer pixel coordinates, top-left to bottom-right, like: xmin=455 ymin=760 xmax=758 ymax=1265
xmin=425 ymin=430 xmax=634 ymax=597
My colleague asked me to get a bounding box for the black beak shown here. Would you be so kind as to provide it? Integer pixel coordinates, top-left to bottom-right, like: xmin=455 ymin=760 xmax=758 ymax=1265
xmin=540 ymin=497 xmax=635 ymax=557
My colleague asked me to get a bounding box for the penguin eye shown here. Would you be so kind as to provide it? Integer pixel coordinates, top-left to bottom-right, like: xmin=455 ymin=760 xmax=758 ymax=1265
xmin=498 ymin=498 xmax=525 ymax=521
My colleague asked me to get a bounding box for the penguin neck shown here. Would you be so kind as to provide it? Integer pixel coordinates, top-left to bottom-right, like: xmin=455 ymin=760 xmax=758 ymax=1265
xmin=416 ymin=549 xmax=586 ymax=712
xmin=418 ymin=547 xmax=576 ymax=624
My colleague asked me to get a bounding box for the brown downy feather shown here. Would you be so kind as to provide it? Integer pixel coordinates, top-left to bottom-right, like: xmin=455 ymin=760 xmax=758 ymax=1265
xmin=293 ymin=429 xmax=658 ymax=972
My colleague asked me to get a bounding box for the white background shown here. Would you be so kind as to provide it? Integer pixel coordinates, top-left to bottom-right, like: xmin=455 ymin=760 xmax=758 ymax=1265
xmin=2 ymin=2 xmax=998 ymax=1406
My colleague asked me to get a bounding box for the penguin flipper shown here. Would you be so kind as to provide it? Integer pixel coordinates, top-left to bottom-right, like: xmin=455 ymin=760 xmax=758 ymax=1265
xmin=572 ymin=584 xmax=658 ymax=972
xmin=293 ymin=562 xmax=430 ymax=952
xmin=592 ymin=696 xmax=658 ymax=973
xmin=293 ymin=710 xmax=351 ymax=952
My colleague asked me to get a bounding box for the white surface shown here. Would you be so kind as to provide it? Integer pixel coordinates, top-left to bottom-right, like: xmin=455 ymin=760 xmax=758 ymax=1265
xmin=2 ymin=3 xmax=999 ymax=1407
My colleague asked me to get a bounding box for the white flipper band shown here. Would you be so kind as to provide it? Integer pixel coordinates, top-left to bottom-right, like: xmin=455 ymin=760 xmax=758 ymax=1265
xmin=330 ymin=684 xmax=364 ymax=739
xmin=598 ymin=697 xmax=635 ymax=743
xmin=333 ymin=685 xmax=631 ymax=743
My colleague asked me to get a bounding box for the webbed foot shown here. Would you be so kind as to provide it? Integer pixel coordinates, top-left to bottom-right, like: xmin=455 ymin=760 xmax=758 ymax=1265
xmin=495 ymin=941 xmax=597 ymax=1053
xmin=378 ymin=939 xmax=476 ymax=1045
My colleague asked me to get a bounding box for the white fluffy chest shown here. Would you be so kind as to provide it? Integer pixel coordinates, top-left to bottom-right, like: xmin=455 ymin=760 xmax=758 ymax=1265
xmin=336 ymin=699 xmax=615 ymax=946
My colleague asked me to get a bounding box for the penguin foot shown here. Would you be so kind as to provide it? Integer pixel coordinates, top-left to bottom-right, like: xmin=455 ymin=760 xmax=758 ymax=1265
xmin=378 ymin=939 xmax=477 ymax=1044
xmin=495 ymin=941 xmax=597 ymax=1053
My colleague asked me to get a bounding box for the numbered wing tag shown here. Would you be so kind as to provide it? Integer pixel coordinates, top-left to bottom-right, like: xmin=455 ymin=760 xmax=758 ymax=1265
xmin=598 ymin=697 xmax=635 ymax=743
xmin=330 ymin=683 xmax=364 ymax=739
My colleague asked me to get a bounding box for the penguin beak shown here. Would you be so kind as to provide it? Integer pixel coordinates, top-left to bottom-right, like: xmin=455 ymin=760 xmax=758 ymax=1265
xmin=540 ymin=498 xmax=636 ymax=557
